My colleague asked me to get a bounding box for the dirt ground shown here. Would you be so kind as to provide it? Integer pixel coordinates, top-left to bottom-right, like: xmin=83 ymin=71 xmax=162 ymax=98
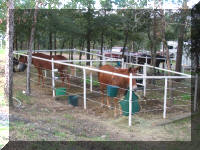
xmin=0 ymin=51 xmax=192 ymax=144
xmin=7 ymin=53 xmax=191 ymax=141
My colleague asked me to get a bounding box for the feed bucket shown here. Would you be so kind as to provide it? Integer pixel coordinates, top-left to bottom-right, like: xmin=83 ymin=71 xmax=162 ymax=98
xmin=68 ymin=95 xmax=78 ymax=106
xmin=117 ymin=61 xmax=121 ymax=67
xmin=107 ymin=85 xmax=119 ymax=97
xmin=55 ymin=88 xmax=66 ymax=96
xmin=119 ymin=90 xmax=140 ymax=116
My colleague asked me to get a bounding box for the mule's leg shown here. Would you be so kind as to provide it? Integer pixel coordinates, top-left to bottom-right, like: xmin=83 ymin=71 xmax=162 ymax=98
xmin=40 ymin=69 xmax=45 ymax=87
xmin=114 ymin=98 xmax=118 ymax=117
xmin=100 ymin=84 xmax=105 ymax=107
xmin=106 ymin=96 xmax=111 ymax=109
xmin=66 ymin=73 xmax=70 ymax=89
xmin=37 ymin=68 xmax=41 ymax=85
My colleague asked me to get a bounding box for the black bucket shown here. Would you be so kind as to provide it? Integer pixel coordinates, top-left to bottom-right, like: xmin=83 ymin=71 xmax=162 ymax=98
xmin=18 ymin=63 xmax=27 ymax=72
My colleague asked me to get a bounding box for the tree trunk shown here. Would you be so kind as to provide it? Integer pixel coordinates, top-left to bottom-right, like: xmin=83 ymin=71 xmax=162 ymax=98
xmin=100 ymin=31 xmax=104 ymax=66
xmin=110 ymin=37 xmax=113 ymax=49
xmin=26 ymin=2 xmax=39 ymax=95
xmin=20 ymin=41 xmax=23 ymax=50
xmin=15 ymin=32 xmax=18 ymax=50
xmin=68 ymin=41 xmax=71 ymax=60
xmin=70 ymin=38 xmax=74 ymax=60
xmin=176 ymin=10 xmax=186 ymax=73
xmin=79 ymin=40 xmax=84 ymax=65
xmin=54 ymin=32 xmax=56 ymax=55
xmin=5 ymin=0 xmax=14 ymax=106
xmin=93 ymin=40 xmax=95 ymax=49
xmin=60 ymin=40 xmax=65 ymax=55
xmin=49 ymin=32 xmax=52 ymax=56
xmin=122 ymin=30 xmax=128 ymax=59
xmin=37 ymin=38 xmax=40 ymax=50
xmin=86 ymin=34 xmax=90 ymax=66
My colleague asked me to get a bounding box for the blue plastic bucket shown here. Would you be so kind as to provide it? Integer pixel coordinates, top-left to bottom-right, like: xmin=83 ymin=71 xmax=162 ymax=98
xmin=68 ymin=95 xmax=78 ymax=106
xmin=117 ymin=61 xmax=121 ymax=67
xmin=107 ymin=85 xmax=119 ymax=97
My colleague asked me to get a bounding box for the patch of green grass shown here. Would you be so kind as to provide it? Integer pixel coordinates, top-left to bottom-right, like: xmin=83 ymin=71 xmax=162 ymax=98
xmin=64 ymin=113 xmax=74 ymax=120
xmin=181 ymin=94 xmax=191 ymax=100
xmin=15 ymin=90 xmax=31 ymax=104
xmin=0 ymin=126 xmax=9 ymax=131
xmin=54 ymin=130 xmax=67 ymax=138
xmin=81 ymin=78 xmax=99 ymax=86
xmin=0 ymin=49 xmax=5 ymax=54
xmin=90 ymin=136 xmax=105 ymax=141
xmin=0 ymin=99 xmax=8 ymax=106
xmin=10 ymin=121 xmax=26 ymax=128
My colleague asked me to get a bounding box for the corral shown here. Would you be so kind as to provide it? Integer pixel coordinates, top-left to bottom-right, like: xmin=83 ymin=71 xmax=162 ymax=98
xmin=12 ymin=49 xmax=192 ymax=131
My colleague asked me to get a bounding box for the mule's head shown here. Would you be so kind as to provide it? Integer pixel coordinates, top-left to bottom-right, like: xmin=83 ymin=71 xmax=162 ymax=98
xmin=17 ymin=55 xmax=27 ymax=72
xmin=128 ymin=66 xmax=141 ymax=89
xmin=18 ymin=55 xmax=27 ymax=64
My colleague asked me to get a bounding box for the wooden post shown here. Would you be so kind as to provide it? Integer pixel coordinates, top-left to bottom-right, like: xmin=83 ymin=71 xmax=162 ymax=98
xmin=51 ymin=58 xmax=55 ymax=97
xmin=163 ymin=78 xmax=168 ymax=118
xmin=83 ymin=68 xmax=86 ymax=109
xmin=129 ymin=73 xmax=133 ymax=126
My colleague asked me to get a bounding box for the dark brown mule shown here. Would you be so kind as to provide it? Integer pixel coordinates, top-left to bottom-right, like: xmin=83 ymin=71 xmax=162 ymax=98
xmin=98 ymin=65 xmax=140 ymax=117
xmin=19 ymin=53 xmax=70 ymax=88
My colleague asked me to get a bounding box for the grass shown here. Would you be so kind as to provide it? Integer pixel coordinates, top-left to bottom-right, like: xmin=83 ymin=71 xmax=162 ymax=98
xmin=15 ymin=90 xmax=31 ymax=104
xmin=54 ymin=130 xmax=67 ymax=138
xmin=0 ymin=49 xmax=5 ymax=54
xmin=181 ymin=94 xmax=191 ymax=100
xmin=81 ymin=77 xmax=99 ymax=86
xmin=64 ymin=113 xmax=75 ymax=120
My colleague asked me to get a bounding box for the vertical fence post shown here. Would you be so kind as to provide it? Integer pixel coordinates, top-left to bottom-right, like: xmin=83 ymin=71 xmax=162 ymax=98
xmin=143 ymin=63 xmax=147 ymax=97
xmin=121 ymin=58 xmax=124 ymax=69
xmin=136 ymin=56 xmax=138 ymax=64
xmin=145 ymin=56 xmax=147 ymax=64
xmin=194 ymin=73 xmax=198 ymax=112
xmin=51 ymin=58 xmax=55 ymax=97
xmin=129 ymin=73 xmax=133 ymax=126
xmin=163 ymin=78 xmax=168 ymax=119
xmin=103 ymin=53 xmax=105 ymax=65
xmin=85 ymin=48 xmax=87 ymax=66
xmin=44 ymin=70 xmax=47 ymax=77
xmin=83 ymin=68 xmax=87 ymax=109
xmin=90 ymin=61 xmax=93 ymax=92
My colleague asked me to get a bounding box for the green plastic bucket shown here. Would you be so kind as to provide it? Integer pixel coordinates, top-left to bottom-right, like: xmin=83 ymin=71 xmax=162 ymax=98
xmin=68 ymin=95 xmax=78 ymax=106
xmin=119 ymin=90 xmax=140 ymax=116
xmin=107 ymin=85 xmax=119 ymax=97
xmin=55 ymin=87 xmax=66 ymax=96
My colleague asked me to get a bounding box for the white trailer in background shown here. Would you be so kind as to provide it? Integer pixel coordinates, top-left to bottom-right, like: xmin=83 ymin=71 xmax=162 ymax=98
xmin=161 ymin=41 xmax=191 ymax=72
